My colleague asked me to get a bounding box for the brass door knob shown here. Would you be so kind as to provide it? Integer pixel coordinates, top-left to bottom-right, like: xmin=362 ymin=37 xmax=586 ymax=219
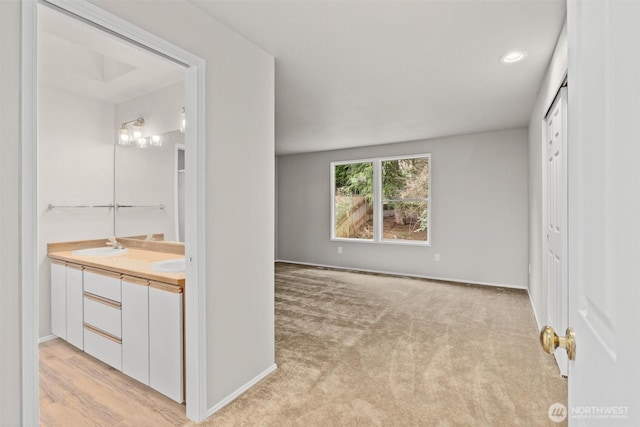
xmin=540 ymin=326 xmax=576 ymax=361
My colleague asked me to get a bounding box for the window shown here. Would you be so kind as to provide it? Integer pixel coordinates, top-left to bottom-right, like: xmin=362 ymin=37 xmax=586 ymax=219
xmin=331 ymin=154 xmax=430 ymax=245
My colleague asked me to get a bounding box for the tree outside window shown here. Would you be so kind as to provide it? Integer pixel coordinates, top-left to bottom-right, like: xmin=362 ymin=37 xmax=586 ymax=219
xmin=331 ymin=154 xmax=430 ymax=244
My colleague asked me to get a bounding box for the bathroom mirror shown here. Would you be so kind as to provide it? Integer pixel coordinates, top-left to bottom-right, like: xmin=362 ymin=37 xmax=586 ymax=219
xmin=114 ymin=129 xmax=185 ymax=241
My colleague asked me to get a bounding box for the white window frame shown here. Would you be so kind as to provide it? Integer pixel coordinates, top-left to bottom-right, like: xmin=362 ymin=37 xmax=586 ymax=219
xmin=330 ymin=153 xmax=431 ymax=246
xmin=330 ymin=158 xmax=376 ymax=243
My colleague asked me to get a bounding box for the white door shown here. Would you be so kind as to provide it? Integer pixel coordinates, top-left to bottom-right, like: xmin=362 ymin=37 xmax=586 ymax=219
xmin=563 ymin=0 xmax=640 ymax=425
xmin=545 ymin=87 xmax=568 ymax=376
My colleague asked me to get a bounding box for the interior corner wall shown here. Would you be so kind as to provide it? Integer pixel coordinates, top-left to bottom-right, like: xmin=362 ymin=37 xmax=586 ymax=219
xmin=278 ymin=128 xmax=529 ymax=288
xmin=90 ymin=0 xmax=275 ymax=413
xmin=0 ymin=0 xmax=23 ymax=423
xmin=527 ymin=22 xmax=568 ymax=328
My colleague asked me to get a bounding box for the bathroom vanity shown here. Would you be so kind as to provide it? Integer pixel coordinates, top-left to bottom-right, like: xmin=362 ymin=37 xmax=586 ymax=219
xmin=48 ymin=237 xmax=185 ymax=403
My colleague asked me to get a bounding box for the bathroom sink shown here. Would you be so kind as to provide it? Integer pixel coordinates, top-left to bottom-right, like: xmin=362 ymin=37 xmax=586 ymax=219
xmin=72 ymin=247 xmax=128 ymax=256
xmin=151 ymin=258 xmax=185 ymax=273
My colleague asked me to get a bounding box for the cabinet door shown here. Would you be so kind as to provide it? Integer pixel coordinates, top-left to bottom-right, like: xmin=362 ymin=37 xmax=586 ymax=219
xmin=66 ymin=264 xmax=84 ymax=350
xmin=122 ymin=277 xmax=149 ymax=385
xmin=149 ymin=284 xmax=183 ymax=403
xmin=50 ymin=262 xmax=66 ymax=339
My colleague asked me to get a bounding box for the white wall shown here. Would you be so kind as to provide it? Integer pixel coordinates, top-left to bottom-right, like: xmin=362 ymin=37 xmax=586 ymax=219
xmin=90 ymin=0 xmax=275 ymax=412
xmin=38 ymin=86 xmax=116 ymax=339
xmin=527 ymin=23 xmax=567 ymax=328
xmin=0 ymin=1 xmax=22 ymax=424
xmin=278 ymin=128 xmax=529 ymax=288
xmin=114 ymin=83 xmax=185 ymax=240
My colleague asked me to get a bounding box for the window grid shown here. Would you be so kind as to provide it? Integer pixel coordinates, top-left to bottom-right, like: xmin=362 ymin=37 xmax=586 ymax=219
xmin=331 ymin=154 xmax=430 ymax=246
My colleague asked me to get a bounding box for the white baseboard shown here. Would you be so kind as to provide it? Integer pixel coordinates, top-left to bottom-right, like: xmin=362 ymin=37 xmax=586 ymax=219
xmin=527 ymin=289 xmax=543 ymax=331
xmin=275 ymin=259 xmax=527 ymax=290
xmin=38 ymin=335 xmax=57 ymax=344
xmin=205 ymin=363 xmax=278 ymax=419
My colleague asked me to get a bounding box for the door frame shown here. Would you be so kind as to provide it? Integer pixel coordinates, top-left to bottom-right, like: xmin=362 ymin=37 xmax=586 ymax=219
xmin=542 ymin=82 xmax=569 ymax=376
xmin=21 ymin=0 xmax=209 ymax=422
xmin=174 ymin=143 xmax=186 ymax=241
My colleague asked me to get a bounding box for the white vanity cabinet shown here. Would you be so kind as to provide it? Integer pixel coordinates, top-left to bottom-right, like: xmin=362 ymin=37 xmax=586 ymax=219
xmin=49 ymin=254 xmax=184 ymax=403
xmin=50 ymin=260 xmax=67 ymax=340
xmin=66 ymin=264 xmax=85 ymax=350
xmin=149 ymin=282 xmax=184 ymax=403
xmin=122 ymin=275 xmax=150 ymax=386
xmin=51 ymin=261 xmax=84 ymax=349
xmin=83 ymin=268 xmax=122 ymax=370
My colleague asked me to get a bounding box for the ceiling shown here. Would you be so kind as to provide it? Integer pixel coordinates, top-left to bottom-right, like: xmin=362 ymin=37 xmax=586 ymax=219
xmin=38 ymin=1 xmax=566 ymax=155
xmin=190 ymin=0 xmax=566 ymax=155
xmin=38 ymin=5 xmax=184 ymax=105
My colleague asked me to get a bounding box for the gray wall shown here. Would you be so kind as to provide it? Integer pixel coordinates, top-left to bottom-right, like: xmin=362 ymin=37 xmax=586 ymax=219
xmin=527 ymin=23 xmax=567 ymax=328
xmin=278 ymin=128 xmax=529 ymax=288
xmin=0 ymin=1 xmax=22 ymax=424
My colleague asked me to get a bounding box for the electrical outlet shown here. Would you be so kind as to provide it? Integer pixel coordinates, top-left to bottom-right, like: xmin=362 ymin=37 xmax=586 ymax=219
xmin=435 ymin=253 xmax=440 ymax=261
xmin=338 ymin=246 xmax=343 ymax=254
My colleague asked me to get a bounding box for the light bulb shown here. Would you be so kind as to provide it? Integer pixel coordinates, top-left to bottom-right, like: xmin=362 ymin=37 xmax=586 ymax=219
xmin=119 ymin=127 xmax=129 ymax=143
xmin=137 ymin=137 xmax=147 ymax=148
xmin=132 ymin=128 xmax=142 ymax=139
xmin=150 ymin=135 xmax=162 ymax=147
xmin=499 ymin=50 xmax=527 ymax=64
xmin=180 ymin=107 xmax=186 ymax=133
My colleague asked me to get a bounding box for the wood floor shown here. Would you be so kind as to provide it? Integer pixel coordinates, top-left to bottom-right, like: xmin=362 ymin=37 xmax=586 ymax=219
xmin=39 ymin=339 xmax=187 ymax=427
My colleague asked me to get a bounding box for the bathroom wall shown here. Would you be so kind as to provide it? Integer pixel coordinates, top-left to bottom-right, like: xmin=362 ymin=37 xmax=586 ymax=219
xmin=278 ymin=128 xmax=529 ymax=288
xmin=0 ymin=0 xmax=23 ymax=423
xmin=38 ymin=85 xmax=115 ymax=339
xmin=114 ymin=82 xmax=185 ymax=240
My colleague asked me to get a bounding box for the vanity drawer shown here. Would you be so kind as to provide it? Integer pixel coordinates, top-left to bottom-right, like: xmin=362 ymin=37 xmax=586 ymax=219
xmin=84 ymin=294 xmax=121 ymax=339
xmin=84 ymin=325 xmax=122 ymax=371
xmin=84 ymin=268 xmax=121 ymax=302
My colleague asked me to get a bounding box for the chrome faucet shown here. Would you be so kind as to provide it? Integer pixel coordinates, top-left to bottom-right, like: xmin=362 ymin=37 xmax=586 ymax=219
xmin=106 ymin=236 xmax=124 ymax=250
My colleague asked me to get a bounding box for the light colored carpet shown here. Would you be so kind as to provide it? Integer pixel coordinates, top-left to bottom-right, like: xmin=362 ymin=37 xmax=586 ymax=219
xmin=197 ymin=263 xmax=567 ymax=426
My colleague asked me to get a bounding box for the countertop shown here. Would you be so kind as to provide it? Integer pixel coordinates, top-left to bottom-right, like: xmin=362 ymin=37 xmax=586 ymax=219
xmin=48 ymin=240 xmax=185 ymax=287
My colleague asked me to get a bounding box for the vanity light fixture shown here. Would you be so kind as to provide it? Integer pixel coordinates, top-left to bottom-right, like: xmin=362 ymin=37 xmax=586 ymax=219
xmin=131 ymin=119 xmax=144 ymax=139
xmin=118 ymin=117 xmax=145 ymax=146
xmin=132 ymin=134 xmax=162 ymax=148
xmin=499 ymin=50 xmax=527 ymax=64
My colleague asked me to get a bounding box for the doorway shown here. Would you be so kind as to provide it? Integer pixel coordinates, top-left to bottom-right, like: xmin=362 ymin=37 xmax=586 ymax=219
xmin=22 ymin=0 xmax=207 ymax=422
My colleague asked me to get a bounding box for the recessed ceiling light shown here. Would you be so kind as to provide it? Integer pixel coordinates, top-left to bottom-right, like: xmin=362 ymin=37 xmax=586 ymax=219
xmin=499 ymin=51 xmax=528 ymax=64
